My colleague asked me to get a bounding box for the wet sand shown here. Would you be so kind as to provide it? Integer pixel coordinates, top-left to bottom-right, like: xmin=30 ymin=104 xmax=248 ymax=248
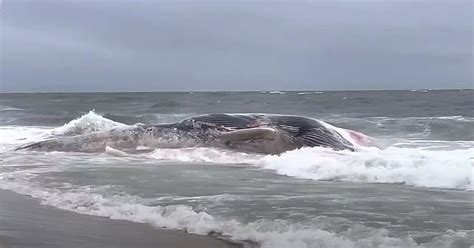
xmin=0 ymin=190 xmax=240 ymax=248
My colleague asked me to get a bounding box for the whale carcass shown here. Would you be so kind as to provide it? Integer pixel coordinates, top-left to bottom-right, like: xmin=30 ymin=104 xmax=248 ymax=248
xmin=16 ymin=114 xmax=369 ymax=154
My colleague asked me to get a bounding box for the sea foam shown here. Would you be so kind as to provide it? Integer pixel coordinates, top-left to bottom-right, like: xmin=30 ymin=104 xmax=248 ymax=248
xmin=52 ymin=110 xmax=127 ymax=136
xmin=262 ymin=146 xmax=473 ymax=190
xmin=141 ymin=145 xmax=473 ymax=190
xmin=1 ymin=174 xmax=468 ymax=248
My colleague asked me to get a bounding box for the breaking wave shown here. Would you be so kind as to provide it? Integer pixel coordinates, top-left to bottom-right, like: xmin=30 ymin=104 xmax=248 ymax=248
xmin=141 ymin=145 xmax=473 ymax=190
xmin=52 ymin=110 xmax=127 ymax=136
xmin=0 ymin=175 xmax=470 ymax=248
xmin=262 ymin=147 xmax=473 ymax=190
xmin=0 ymin=111 xmax=127 ymax=151
xmin=297 ymin=92 xmax=324 ymax=95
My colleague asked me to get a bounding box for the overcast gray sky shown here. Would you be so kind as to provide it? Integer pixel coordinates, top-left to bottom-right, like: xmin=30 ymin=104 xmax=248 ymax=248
xmin=1 ymin=0 xmax=472 ymax=92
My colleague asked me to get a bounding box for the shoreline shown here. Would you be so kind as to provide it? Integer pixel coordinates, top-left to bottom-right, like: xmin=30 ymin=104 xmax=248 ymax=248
xmin=0 ymin=189 xmax=241 ymax=248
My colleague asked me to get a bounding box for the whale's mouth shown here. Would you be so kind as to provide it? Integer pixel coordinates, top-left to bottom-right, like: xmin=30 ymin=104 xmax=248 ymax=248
xmin=347 ymin=130 xmax=370 ymax=145
xmin=344 ymin=129 xmax=381 ymax=149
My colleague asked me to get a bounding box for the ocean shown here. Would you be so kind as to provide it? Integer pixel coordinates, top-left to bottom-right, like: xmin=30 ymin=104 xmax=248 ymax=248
xmin=0 ymin=90 xmax=473 ymax=248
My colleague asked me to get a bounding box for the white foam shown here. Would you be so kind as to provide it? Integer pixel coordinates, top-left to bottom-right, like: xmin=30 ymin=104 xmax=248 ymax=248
xmin=0 ymin=126 xmax=52 ymax=152
xmin=262 ymin=146 xmax=473 ymax=190
xmin=52 ymin=110 xmax=126 ymax=136
xmin=297 ymin=92 xmax=324 ymax=95
xmin=0 ymin=175 xmax=468 ymax=248
xmin=0 ymin=111 xmax=128 ymax=152
xmin=268 ymin=91 xmax=285 ymax=94
xmin=0 ymin=126 xmax=50 ymax=145
xmin=0 ymin=105 xmax=23 ymax=111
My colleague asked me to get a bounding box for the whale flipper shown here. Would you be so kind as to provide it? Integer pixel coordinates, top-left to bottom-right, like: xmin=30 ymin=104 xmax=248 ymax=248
xmin=218 ymin=127 xmax=277 ymax=142
xmin=217 ymin=127 xmax=302 ymax=154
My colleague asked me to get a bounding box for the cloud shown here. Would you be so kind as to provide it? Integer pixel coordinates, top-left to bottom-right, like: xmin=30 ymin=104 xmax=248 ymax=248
xmin=1 ymin=0 xmax=472 ymax=92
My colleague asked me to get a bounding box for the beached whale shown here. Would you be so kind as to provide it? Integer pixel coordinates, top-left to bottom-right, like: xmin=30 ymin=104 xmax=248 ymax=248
xmin=16 ymin=114 xmax=370 ymax=154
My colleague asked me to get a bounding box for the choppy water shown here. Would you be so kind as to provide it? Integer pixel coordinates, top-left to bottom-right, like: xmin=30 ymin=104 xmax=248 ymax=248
xmin=0 ymin=90 xmax=473 ymax=248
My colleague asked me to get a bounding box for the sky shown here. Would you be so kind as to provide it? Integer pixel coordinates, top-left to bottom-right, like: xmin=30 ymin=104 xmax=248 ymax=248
xmin=1 ymin=0 xmax=472 ymax=92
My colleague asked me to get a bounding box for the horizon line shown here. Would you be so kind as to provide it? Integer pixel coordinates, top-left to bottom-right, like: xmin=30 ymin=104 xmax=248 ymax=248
xmin=0 ymin=88 xmax=472 ymax=94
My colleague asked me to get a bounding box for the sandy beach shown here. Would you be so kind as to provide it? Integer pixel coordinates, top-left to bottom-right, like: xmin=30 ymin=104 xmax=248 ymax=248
xmin=0 ymin=190 xmax=240 ymax=248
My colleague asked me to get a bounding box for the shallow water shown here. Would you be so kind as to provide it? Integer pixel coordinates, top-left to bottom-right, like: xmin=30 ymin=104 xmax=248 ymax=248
xmin=0 ymin=90 xmax=473 ymax=247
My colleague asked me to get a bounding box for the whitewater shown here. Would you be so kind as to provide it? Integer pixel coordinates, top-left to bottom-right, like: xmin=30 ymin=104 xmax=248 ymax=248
xmin=0 ymin=91 xmax=473 ymax=247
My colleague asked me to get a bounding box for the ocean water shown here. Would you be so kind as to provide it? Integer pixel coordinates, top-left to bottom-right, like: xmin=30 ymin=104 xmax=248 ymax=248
xmin=0 ymin=90 xmax=473 ymax=248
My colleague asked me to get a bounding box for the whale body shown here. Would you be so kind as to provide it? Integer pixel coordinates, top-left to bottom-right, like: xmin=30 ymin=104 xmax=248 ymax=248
xmin=16 ymin=114 xmax=363 ymax=154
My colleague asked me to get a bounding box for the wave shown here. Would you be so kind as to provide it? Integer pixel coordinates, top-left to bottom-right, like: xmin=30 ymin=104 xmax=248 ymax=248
xmin=0 ymin=126 xmax=51 ymax=152
xmin=52 ymin=110 xmax=127 ymax=136
xmin=262 ymin=146 xmax=473 ymax=190
xmin=0 ymin=111 xmax=128 ymax=151
xmin=297 ymin=92 xmax=324 ymax=95
xmin=138 ymin=145 xmax=473 ymax=190
xmin=135 ymin=145 xmax=473 ymax=190
xmin=0 ymin=105 xmax=24 ymax=112
xmin=0 ymin=176 xmax=469 ymax=248
xmin=128 ymin=144 xmax=473 ymax=190
xmin=268 ymin=91 xmax=286 ymax=94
